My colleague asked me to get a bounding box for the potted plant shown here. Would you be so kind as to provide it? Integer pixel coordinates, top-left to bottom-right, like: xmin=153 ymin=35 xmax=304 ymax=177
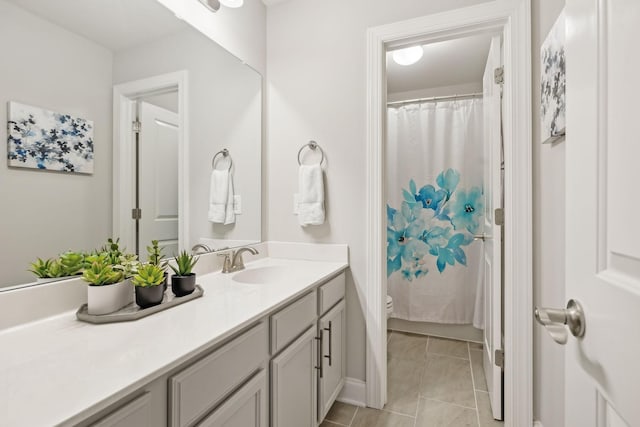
xmin=29 ymin=251 xmax=85 ymax=283
xmin=132 ymin=264 xmax=165 ymax=308
xmin=82 ymin=253 xmax=129 ymax=315
xmin=146 ymin=240 xmax=168 ymax=291
xmin=170 ymin=251 xmax=199 ymax=297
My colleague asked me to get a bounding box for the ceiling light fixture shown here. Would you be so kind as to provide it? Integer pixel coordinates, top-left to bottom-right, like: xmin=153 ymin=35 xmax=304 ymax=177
xmin=199 ymin=0 xmax=220 ymax=12
xmin=392 ymin=46 xmax=424 ymax=66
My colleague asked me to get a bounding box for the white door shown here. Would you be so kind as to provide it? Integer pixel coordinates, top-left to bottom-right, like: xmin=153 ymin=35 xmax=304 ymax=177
xmin=564 ymin=1 xmax=640 ymax=426
xmin=482 ymin=34 xmax=503 ymax=421
xmin=138 ymin=101 xmax=179 ymax=257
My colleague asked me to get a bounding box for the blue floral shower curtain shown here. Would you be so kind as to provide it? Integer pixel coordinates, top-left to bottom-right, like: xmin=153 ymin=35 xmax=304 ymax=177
xmin=386 ymin=99 xmax=484 ymax=327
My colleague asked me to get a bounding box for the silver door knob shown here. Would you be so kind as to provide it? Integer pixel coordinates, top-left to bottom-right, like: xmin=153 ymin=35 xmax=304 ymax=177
xmin=535 ymin=299 xmax=586 ymax=345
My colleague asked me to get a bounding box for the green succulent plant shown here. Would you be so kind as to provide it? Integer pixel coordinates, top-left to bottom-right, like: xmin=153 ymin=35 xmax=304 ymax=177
xmin=58 ymin=251 xmax=85 ymax=276
xmin=82 ymin=259 xmax=124 ymax=286
xmin=115 ymin=253 xmax=141 ymax=279
xmin=147 ymin=240 xmax=167 ymax=271
xmin=29 ymin=258 xmax=55 ymax=278
xmin=169 ymin=251 xmax=199 ymax=276
xmin=100 ymin=238 xmax=124 ymax=266
xmin=132 ymin=264 xmax=165 ymax=288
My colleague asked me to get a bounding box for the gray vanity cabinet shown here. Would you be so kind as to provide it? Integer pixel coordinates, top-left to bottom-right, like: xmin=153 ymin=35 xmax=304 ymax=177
xmin=90 ymin=392 xmax=153 ymax=427
xmin=269 ymin=272 xmax=347 ymax=427
xmin=270 ymin=325 xmax=318 ymax=427
xmin=318 ymin=299 xmax=346 ymax=421
xmin=194 ymin=370 xmax=268 ymax=427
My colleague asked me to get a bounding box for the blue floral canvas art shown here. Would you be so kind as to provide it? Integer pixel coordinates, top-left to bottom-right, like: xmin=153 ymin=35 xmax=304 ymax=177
xmin=7 ymin=102 xmax=94 ymax=174
xmin=387 ymin=169 xmax=483 ymax=282
xmin=540 ymin=10 xmax=565 ymax=144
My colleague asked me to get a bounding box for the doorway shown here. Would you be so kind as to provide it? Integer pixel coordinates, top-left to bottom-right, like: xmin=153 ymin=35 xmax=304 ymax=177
xmin=364 ymin=2 xmax=532 ymax=426
xmin=113 ymin=71 xmax=189 ymax=258
xmin=385 ymin=32 xmax=504 ymax=422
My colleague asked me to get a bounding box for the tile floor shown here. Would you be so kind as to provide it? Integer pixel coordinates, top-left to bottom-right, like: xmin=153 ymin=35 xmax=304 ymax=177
xmin=321 ymin=331 xmax=503 ymax=427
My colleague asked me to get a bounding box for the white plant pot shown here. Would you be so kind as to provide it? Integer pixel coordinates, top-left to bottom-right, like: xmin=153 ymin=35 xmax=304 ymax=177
xmin=87 ymin=279 xmax=134 ymax=315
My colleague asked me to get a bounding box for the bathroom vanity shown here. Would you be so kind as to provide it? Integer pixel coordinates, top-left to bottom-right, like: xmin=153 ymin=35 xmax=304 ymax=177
xmin=0 ymin=244 xmax=348 ymax=427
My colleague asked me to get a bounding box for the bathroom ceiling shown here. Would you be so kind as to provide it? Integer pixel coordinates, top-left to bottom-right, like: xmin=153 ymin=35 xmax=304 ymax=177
xmin=386 ymin=33 xmax=494 ymax=96
xmin=8 ymin=0 xmax=188 ymax=52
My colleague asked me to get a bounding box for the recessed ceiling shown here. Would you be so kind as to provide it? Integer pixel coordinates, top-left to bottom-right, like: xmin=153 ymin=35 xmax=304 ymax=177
xmin=262 ymin=0 xmax=289 ymax=5
xmin=386 ymin=33 xmax=494 ymax=96
xmin=7 ymin=0 xmax=189 ymax=52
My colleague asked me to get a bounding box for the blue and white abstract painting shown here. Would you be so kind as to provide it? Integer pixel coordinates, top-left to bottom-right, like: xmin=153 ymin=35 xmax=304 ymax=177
xmin=540 ymin=10 xmax=566 ymax=144
xmin=7 ymin=102 xmax=94 ymax=174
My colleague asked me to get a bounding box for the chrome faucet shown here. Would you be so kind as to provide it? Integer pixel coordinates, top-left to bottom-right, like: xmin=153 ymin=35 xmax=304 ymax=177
xmin=218 ymin=246 xmax=259 ymax=273
xmin=191 ymin=243 xmax=213 ymax=255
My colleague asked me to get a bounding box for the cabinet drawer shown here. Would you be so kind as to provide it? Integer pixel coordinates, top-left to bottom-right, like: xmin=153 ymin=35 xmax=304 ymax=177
xmin=195 ymin=370 xmax=267 ymax=427
xmin=318 ymin=273 xmax=345 ymax=315
xmin=91 ymin=392 xmax=151 ymax=427
xmin=170 ymin=323 xmax=268 ymax=427
xmin=270 ymin=291 xmax=317 ymax=354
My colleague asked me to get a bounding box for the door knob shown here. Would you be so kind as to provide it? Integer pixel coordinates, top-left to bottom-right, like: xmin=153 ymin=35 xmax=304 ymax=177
xmin=535 ymin=299 xmax=586 ymax=344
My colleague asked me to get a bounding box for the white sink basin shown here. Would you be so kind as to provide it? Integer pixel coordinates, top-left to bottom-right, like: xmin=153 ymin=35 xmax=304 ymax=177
xmin=232 ymin=265 xmax=290 ymax=284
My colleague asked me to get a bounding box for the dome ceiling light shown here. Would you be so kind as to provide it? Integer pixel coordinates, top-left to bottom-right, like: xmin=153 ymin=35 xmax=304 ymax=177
xmin=392 ymin=46 xmax=424 ymax=66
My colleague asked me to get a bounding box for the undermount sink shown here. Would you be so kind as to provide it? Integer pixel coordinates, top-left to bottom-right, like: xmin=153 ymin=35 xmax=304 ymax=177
xmin=231 ymin=265 xmax=290 ymax=284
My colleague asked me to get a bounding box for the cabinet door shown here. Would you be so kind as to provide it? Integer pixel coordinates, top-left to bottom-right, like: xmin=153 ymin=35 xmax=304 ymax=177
xmin=271 ymin=326 xmax=318 ymax=427
xmin=91 ymin=392 xmax=151 ymax=427
xmin=196 ymin=370 xmax=267 ymax=427
xmin=318 ymin=299 xmax=346 ymax=421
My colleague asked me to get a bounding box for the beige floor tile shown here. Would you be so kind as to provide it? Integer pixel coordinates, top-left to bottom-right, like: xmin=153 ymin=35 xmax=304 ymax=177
xmin=469 ymin=342 xmax=483 ymax=350
xmin=351 ymin=407 xmax=415 ymax=427
xmin=385 ymin=357 xmax=425 ymax=416
xmin=469 ymin=350 xmax=488 ymax=392
xmin=476 ymin=391 xmax=504 ymax=426
xmin=427 ymin=337 xmax=469 ymax=359
xmin=420 ymin=354 xmax=476 ymax=408
xmin=387 ymin=332 xmax=428 ymax=362
xmin=320 ymin=420 xmax=347 ymax=427
xmin=325 ymin=401 xmax=358 ymax=425
xmin=415 ymin=398 xmax=479 ymax=427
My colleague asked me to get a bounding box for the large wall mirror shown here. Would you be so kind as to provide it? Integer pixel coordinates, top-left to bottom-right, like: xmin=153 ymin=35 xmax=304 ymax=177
xmin=0 ymin=0 xmax=262 ymax=289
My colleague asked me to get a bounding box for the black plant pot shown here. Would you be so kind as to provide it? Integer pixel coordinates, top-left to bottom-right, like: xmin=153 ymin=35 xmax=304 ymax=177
xmin=171 ymin=274 xmax=196 ymax=297
xmin=162 ymin=272 xmax=168 ymax=293
xmin=135 ymin=285 xmax=165 ymax=309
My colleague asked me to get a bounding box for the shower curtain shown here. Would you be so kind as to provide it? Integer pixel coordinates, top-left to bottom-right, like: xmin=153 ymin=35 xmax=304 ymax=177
xmin=386 ymin=99 xmax=484 ymax=327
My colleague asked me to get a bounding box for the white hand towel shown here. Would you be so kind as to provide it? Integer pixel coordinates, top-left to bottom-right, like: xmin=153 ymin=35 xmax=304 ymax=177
xmin=208 ymin=170 xmax=235 ymax=224
xmin=297 ymin=164 xmax=325 ymax=226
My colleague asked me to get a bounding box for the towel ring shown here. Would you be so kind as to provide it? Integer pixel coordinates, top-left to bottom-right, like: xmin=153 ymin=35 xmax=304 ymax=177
xmin=297 ymin=141 xmax=325 ymax=166
xmin=212 ymin=148 xmax=233 ymax=171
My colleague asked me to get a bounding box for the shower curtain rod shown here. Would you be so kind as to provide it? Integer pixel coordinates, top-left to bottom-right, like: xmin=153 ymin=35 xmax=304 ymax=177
xmin=387 ymin=92 xmax=483 ymax=107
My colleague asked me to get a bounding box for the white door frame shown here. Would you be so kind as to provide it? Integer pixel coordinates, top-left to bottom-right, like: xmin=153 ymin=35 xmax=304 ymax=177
xmin=113 ymin=71 xmax=189 ymax=253
xmin=364 ymin=1 xmax=532 ymax=425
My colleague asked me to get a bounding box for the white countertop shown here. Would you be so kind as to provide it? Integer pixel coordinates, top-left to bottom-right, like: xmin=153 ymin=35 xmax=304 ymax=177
xmin=0 ymin=257 xmax=347 ymax=427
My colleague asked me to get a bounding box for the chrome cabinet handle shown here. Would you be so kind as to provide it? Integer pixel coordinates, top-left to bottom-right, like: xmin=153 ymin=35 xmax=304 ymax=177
xmin=315 ymin=330 xmax=323 ymax=378
xmin=535 ymin=299 xmax=586 ymax=345
xmin=323 ymin=321 xmax=333 ymax=367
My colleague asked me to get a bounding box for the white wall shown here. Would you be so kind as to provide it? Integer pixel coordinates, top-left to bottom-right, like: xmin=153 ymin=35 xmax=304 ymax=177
xmin=532 ymin=1 xmax=566 ymax=426
xmin=157 ymin=0 xmax=266 ymax=74
xmin=266 ymin=0 xmax=492 ymax=383
xmin=387 ymin=82 xmax=483 ymax=103
xmin=113 ymin=28 xmax=262 ymax=251
xmin=0 ymin=0 xmax=113 ymax=287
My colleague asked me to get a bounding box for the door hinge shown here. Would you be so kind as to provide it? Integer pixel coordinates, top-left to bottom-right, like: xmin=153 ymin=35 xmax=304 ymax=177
xmin=494 ymin=208 xmax=504 ymax=226
xmin=132 ymin=120 xmax=142 ymax=134
xmin=495 ymin=349 xmax=504 ymax=368
xmin=494 ymin=66 xmax=504 ymax=85
xmin=131 ymin=208 xmax=142 ymax=220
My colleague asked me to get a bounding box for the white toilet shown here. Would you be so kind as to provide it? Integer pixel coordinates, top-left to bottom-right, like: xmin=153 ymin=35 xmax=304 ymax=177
xmin=386 ymin=295 xmax=393 ymax=319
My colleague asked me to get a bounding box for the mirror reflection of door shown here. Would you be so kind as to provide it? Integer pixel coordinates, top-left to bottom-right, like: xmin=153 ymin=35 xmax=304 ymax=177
xmin=136 ymin=97 xmax=179 ymax=258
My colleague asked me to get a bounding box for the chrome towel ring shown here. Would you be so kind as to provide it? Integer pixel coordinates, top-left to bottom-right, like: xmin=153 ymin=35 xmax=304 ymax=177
xmin=297 ymin=140 xmax=325 ymax=166
xmin=212 ymin=148 xmax=233 ymax=171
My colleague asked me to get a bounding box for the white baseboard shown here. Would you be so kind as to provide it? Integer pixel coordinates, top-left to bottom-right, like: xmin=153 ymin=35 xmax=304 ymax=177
xmin=337 ymin=377 xmax=366 ymax=407
xmin=533 ymin=421 xmax=544 ymax=427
